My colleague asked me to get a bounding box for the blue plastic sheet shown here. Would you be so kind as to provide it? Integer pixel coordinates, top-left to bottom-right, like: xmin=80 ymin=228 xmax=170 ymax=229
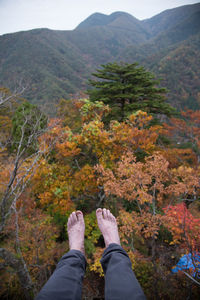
xmin=172 ymin=253 xmax=200 ymax=278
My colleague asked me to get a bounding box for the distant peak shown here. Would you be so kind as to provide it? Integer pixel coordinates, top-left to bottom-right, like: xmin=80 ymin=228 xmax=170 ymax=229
xmin=110 ymin=11 xmax=135 ymax=18
xmin=76 ymin=11 xmax=138 ymax=30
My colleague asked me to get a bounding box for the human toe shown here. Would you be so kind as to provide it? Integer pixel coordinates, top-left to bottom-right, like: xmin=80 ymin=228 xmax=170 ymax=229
xmin=107 ymin=209 xmax=113 ymax=221
xmin=76 ymin=211 xmax=84 ymax=222
xmin=103 ymin=208 xmax=108 ymax=219
xmin=72 ymin=211 xmax=78 ymax=223
xmin=67 ymin=213 xmax=73 ymax=228
xmin=96 ymin=208 xmax=103 ymax=219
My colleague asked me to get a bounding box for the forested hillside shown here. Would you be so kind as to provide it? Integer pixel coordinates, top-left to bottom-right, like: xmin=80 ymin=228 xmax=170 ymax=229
xmin=0 ymin=3 xmax=200 ymax=113
xmin=1 ymin=79 xmax=200 ymax=299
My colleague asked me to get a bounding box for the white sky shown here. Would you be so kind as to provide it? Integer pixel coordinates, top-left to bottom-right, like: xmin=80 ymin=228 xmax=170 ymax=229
xmin=0 ymin=0 xmax=199 ymax=36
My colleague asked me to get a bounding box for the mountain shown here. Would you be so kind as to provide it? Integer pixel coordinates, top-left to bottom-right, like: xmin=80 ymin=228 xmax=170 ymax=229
xmin=120 ymin=7 xmax=200 ymax=61
xmin=68 ymin=11 xmax=149 ymax=63
xmin=142 ymin=3 xmax=200 ymax=36
xmin=76 ymin=12 xmax=139 ymax=29
xmin=153 ymin=33 xmax=200 ymax=110
xmin=76 ymin=11 xmax=149 ymax=41
xmin=0 ymin=3 xmax=199 ymax=114
xmin=119 ymin=6 xmax=200 ymax=109
xmin=0 ymin=29 xmax=93 ymax=109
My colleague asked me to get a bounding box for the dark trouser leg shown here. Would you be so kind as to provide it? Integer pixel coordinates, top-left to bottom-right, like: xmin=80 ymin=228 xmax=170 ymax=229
xmin=35 ymin=250 xmax=86 ymax=300
xmin=100 ymin=243 xmax=146 ymax=300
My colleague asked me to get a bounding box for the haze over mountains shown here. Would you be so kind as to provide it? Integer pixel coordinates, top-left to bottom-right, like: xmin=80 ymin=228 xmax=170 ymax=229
xmin=0 ymin=3 xmax=200 ymax=113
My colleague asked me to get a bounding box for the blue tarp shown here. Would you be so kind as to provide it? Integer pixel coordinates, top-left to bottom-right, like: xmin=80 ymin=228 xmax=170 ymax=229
xmin=172 ymin=253 xmax=200 ymax=278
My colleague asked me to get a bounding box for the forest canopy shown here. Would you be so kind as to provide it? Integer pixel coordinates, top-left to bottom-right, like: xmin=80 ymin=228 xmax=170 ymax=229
xmin=0 ymin=61 xmax=200 ymax=299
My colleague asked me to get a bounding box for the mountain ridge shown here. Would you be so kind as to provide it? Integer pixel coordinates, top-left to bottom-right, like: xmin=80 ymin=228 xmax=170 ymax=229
xmin=0 ymin=3 xmax=199 ymax=113
xmin=76 ymin=11 xmax=141 ymax=30
xmin=142 ymin=3 xmax=200 ymax=36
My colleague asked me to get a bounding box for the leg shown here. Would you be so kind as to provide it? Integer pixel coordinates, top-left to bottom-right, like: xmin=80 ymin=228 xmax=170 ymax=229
xmin=35 ymin=211 xmax=86 ymax=300
xmin=35 ymin=250 xmax=86 ymax=300
xmin=101 ymin=243 xmax=146 ymax=300
xmin=96 ymin=208 xmax=146 ymax=300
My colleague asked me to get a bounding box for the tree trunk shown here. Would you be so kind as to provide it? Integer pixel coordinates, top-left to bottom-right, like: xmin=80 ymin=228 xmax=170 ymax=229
xmin=151 ymin=236 xmax=159 ymax=300
xmin=120 ymin=99 xmax=125 ymax=121
xmin=0 ymin=248 xmax=36 ymax=300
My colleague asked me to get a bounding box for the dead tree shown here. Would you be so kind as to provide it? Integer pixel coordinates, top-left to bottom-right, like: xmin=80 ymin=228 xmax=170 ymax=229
xmin=0 ymin=91 xmax=54 ymax=299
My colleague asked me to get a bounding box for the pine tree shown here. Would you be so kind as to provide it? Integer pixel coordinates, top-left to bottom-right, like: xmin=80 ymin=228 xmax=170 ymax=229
xmin=87 ymin=62 xmax=176 ymax=121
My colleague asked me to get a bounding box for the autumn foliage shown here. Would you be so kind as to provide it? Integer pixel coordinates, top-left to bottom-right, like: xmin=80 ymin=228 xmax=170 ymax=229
xmin=1 ymin=96 xmax=200 ymax=299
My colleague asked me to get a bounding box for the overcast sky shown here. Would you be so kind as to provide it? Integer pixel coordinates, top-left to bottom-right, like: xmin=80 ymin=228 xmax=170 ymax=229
xmin=0 ymin=0 xmax=199 ymax=36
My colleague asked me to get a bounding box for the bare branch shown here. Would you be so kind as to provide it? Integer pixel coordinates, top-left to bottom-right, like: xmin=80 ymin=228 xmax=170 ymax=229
xmin=0 ymin=87 xmax=60 ymax=298
xmin=183 ymin=271 xmax=200 ymax=287
xmin=0 ymin=86 xmax=26 ymax=107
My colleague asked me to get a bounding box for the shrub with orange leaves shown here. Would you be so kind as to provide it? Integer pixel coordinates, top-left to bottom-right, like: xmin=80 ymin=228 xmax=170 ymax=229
xmin=96 ymin=151 xmax=170 ymax=209
xmin=163 ymin=203 xmax=200 ymax=251
xmin=32 ymin=105 xmax=163 ymax=216
xmin=0 ymin=196 xmax=66 ymax=298
xmin=95 ymin=146 xmax=200 ymax=297
xmin=33 ymin=161 xmax=75 ymax=215
xmin=167 ymin=165 xmax=200 ymax=206
xmin=163 ymin=110 xmax=200 ymax=161
xmin=161 ymin=148 xmax=197 ymax=168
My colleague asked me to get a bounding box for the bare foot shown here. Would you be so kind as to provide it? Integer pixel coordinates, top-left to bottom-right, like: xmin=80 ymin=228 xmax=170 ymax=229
xmin=96 ymin=208 xmax=120 ymax=248
xmin=67 ymin=211 xmax=85 ymax=254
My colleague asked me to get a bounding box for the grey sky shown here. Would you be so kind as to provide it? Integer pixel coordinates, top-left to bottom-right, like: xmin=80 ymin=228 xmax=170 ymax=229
xmin=0 ymin=0 xmax=199 ymax=36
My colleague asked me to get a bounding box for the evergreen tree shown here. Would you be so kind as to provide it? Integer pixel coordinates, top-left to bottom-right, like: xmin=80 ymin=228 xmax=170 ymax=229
xmin=87 ymin=62 xmax=176 ymax=121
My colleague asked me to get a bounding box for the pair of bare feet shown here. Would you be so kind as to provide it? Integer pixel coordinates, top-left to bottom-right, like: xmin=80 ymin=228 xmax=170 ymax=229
xmin=67 ymin=208 xmax=120 ymax=254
